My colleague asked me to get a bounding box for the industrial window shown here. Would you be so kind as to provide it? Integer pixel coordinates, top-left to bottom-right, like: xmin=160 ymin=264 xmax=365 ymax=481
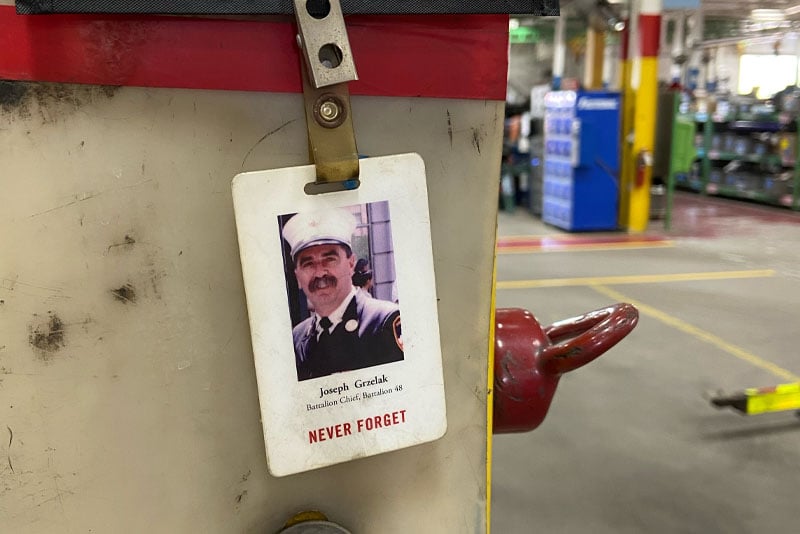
xmin=738 ymin=54 xmax=798 ymax=99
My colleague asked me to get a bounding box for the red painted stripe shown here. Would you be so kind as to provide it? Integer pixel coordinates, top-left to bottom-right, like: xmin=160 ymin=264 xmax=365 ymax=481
xmin=497 ymin=235 xmax=669 ymax=249
xmin=639 ymin=14 xmax=661 ymax=58
xmin=0 ymin=8 xmax=508 ymax=100
xmin=620 ymin=20 xmax=629 ymax=61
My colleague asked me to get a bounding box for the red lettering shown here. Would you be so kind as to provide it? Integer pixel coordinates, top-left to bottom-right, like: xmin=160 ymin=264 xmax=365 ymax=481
xmin=355 ymin=410 xmax=408 ymax=433
xmin=309 ymin=422 xmax=354 ymax=443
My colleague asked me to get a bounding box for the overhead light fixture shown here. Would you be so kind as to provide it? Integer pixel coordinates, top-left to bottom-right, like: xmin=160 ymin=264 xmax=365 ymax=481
xmin=784 ymin=4 xmax=800 ymax=16
xmin=751 ymin=9 xmax=785 ymax=22
xmin=594 ymin=1 xmax=626 ymax=32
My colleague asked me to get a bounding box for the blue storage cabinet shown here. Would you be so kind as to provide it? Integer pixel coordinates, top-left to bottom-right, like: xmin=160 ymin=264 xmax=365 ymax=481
xmin=542 ymin=90 xmax=621 ymax=231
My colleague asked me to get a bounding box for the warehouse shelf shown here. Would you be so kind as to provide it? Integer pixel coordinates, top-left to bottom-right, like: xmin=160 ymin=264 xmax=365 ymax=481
xmin=704 ymin=183 xmax=795 ymax=208
xmin=669 ymin=105 xmax=800 ymax=211
xmin=727 ymin=120 xmax=786 ymax=132
xmin=706 ymin=151 xmax=783 ymax=163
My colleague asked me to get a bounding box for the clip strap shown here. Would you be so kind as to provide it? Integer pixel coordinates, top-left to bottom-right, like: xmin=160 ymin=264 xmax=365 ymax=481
xmin=294 ymin=0 xmax=360 ymax=192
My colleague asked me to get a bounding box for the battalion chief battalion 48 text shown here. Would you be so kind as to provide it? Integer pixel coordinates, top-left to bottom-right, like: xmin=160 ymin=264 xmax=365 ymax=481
xmin=306 ymin=373 xmax=403 ymax=411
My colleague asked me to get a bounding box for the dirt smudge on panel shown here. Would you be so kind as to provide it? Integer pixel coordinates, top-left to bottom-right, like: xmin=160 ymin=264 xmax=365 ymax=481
xmin=6 ymin=426 xmax=13 ymax=474
xmin=111 ymin=284 xmax=137 ymax=304
xmin=0 ymin=80 xmax=120 ymax=124
xmin=0 ymin=81 xmax=29 ymax=115
xmin=471 ymin=127 xmax=483 ymax=155
xmin=446 ymin=109 xmax=454 ymax=147
xmin=144 ymin=252 xmax=166 ymax=301
xmin=28 ymin=312 xmax=66 ymax=360
xmin=106 ymin=234 xmax=137 ymax=253
xmin=148 ymin=269 xmax=166 ymax=300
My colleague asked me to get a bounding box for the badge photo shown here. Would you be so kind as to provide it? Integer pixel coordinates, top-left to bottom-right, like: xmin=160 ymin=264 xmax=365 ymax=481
xmin=232 ymin=153 xmax=447 ymax=476
xmin=278 ymin=202 xmax=404 ymax=382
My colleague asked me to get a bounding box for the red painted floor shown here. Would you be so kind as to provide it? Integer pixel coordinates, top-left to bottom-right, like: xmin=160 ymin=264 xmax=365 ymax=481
xmin=497 ymin=233 xmax=668 ymax=251
xmin=498 ymin=192 xmax=800 ymax=250
xmin=663 ymin=192 xmax=800 ymax=238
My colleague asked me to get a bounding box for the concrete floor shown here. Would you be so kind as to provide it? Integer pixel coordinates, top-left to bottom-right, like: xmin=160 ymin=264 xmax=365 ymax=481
xmin=491 ymin=192 xmax=800 ymax=533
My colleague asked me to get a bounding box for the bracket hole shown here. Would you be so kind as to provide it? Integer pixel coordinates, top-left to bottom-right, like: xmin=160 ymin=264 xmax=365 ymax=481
xmin=318 ymin=44 xmax=343 ymax=69
xmin=306 ymin=0 xmax=331 ymax=19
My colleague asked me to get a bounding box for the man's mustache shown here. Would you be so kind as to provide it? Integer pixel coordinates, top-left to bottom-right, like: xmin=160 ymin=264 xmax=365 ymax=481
xmin=308 ymin=275 xmax=338 ymax=292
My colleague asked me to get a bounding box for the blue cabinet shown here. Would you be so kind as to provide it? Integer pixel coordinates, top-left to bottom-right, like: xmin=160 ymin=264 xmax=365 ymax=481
xmin=542 ymin=91 xmax=621 ymax=231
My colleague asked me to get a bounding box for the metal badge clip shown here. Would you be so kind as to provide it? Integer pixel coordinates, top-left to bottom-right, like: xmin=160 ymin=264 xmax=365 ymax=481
xmin=294 ymin=0 xmax=360 ymax=192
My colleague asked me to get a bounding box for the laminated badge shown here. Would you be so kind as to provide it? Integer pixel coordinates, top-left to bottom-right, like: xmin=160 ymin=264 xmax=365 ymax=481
xmin=232 ymin=154 xmax=447 ymax=476
xmin=232 ymin=1 xmax=445 ymax=476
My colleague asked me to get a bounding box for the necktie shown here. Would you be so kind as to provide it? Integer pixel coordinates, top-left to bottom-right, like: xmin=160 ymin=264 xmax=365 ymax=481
xmin=319 ymin=316 xmax=333 ymax=336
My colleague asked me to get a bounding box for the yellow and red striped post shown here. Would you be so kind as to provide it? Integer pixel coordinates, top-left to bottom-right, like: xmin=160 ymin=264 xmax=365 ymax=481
xmin=621 ymin=0 xmax=662 ymax=232
xmin=618 ymin=16 xmax=634 ymax=227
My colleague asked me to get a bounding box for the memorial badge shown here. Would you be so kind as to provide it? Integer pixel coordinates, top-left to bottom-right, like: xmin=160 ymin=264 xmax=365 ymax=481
xmin=232 ymin=153 xmax=447 ymax=476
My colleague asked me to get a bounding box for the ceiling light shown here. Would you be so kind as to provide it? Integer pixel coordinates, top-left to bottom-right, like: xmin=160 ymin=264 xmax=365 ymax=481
xmin=751 ymin=9 xmax=785 ymax=22
xmin=785 ymin=4 xmax=800 ymax=16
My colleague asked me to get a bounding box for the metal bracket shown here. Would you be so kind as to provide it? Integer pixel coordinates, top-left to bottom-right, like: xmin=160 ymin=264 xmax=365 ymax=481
xmin=293 ymin=0 xmax=358 ymax=88
xmin=294 ymin=0 xmax=360 ymax=192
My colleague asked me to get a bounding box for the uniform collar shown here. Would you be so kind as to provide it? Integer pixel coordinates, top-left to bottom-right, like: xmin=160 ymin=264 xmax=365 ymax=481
xmin=314 ymin=286 xmax=357 ymax=338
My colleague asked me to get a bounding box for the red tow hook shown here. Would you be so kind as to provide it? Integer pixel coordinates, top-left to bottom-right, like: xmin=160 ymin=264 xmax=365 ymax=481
xmin=492 ymin=303 xmax=639 ymax=434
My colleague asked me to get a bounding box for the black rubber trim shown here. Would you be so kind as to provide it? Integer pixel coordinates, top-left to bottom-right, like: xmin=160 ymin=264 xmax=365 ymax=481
xmin=16 ymin=0 xmax=559 ymax=16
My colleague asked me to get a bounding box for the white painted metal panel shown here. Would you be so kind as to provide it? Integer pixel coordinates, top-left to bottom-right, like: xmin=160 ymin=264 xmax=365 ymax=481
xmin=0 ymin=83 xmax=501 ymax=533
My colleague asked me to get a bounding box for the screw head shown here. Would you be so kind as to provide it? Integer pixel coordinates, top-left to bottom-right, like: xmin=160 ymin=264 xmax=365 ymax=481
xmin=319 ymin=100 xmax=340 ymax=122
xmin=313 ymin=94 xmax=347 ymax=129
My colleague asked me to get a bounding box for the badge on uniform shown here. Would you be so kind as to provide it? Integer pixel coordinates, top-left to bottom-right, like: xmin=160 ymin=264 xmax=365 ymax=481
xmin=232 ymin=153 xmax=447 ymax=476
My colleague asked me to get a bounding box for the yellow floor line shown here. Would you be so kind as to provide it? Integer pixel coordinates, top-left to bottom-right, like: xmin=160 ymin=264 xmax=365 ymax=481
xmin=591 ymin=284 xmax=800 ymax=382
xmin=497 ymin=241 xmax=675 ymax=254
xmin=497 ymin=269 xmax=775 ymax=289
xmin=486 ymin=256 xmax=497 ymax=534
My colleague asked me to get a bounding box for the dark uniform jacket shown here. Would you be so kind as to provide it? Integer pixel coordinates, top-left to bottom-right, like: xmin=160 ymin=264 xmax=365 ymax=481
xmin=293 ymin=290 xmax=403 ymax=381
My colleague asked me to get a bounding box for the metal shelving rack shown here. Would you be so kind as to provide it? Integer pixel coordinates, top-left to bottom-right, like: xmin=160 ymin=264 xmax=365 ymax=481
xmin=672 ymin=110 xmax=800 ymax=211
